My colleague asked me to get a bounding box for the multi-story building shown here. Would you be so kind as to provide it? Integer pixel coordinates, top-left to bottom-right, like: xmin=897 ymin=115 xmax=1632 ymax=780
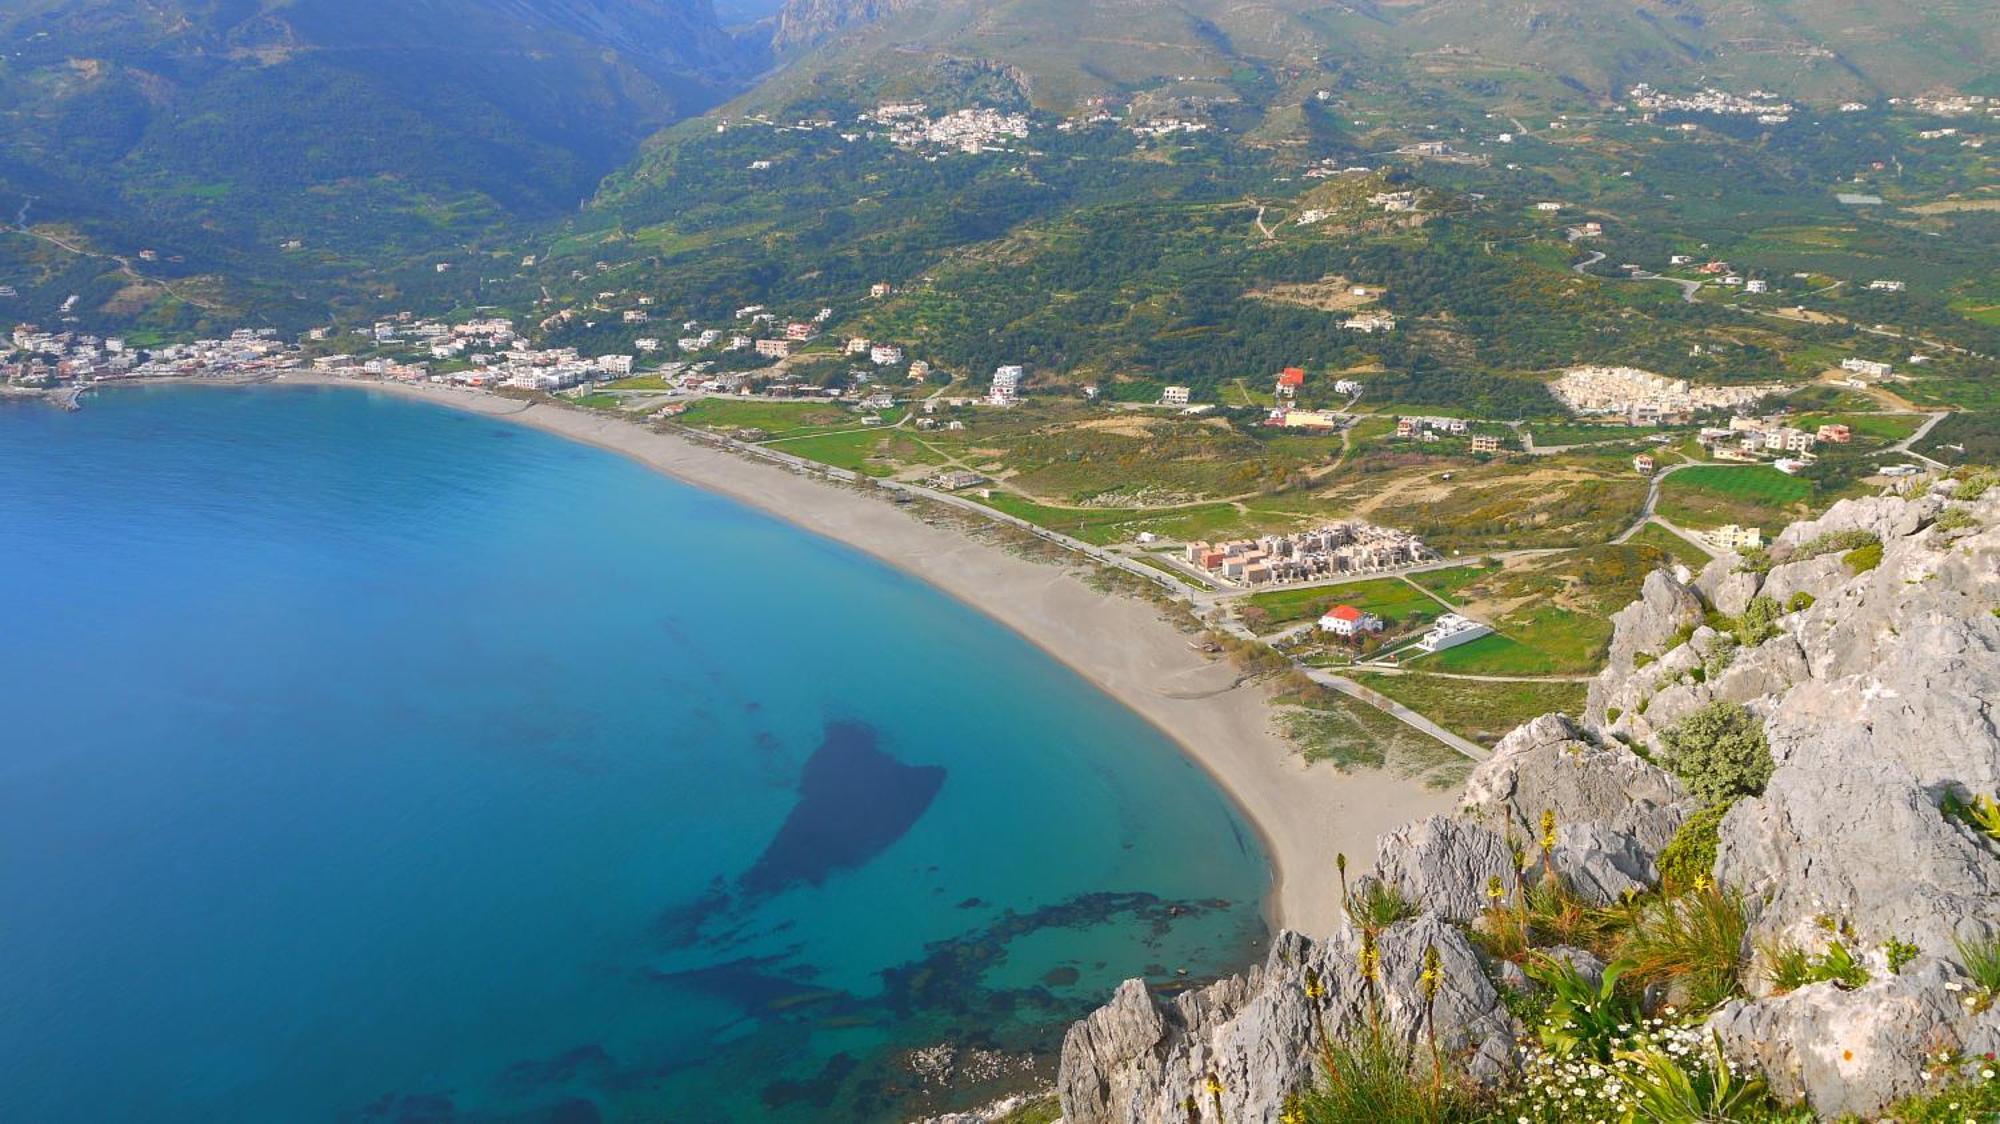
xmin=990 ymin=365 xmax=1024 ymax=405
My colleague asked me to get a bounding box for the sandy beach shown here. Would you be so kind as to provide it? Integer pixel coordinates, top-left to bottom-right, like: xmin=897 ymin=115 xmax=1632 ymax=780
xmin=281 ymin=376 xmax=1457 ymax=935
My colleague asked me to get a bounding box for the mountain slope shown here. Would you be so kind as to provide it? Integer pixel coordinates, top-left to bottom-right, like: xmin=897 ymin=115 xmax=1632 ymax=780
xmin=758 ymin=0 xmax=1998 ymax=111
xmin=0 ymin=0 xmax=766 ymax=303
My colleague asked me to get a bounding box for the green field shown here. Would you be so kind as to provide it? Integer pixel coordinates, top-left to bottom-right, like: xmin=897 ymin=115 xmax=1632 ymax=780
xmin=1402 ymin=544 xmax=1676 ymax=675
xmin=1243 ymin=577 xmax=1443 ymax=632
xmin=1408 ymin=631 xmax=1566 ymax=676
xmin=678 ymin=399 xmax=864 ymax=438
xmin=1794 ymin=413 xmax=1925 ymax=442
xmin=974 ymin=494 xmax=1250 ymax=547
xmin=603 ymin=375 xmax=682 ymax=391
xmin=765 ymin=428 xmax=940 ymax=477
xmin=1657 ymin=465 xmax=1814 ymax=529
xmin=1407 ymin=562 xmax=1500 ymax=601
xmin=1526 ymin=423 xmax=1676 ymax=447
xmin=1625 ymin=522 xmax=1714 ymax=570
xmin=1351 ymin=672 xmax=1587 ymax=748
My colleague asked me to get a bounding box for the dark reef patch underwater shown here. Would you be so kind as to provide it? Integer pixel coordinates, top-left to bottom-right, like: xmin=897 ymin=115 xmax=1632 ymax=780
xmin=743 ymin=720 xmax=949 ymax=896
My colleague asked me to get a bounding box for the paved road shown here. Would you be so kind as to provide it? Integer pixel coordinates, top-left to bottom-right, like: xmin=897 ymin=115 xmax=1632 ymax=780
xmin=1572 ymin=249 xmax=1703 ymax=302
xmin=1615 ymin=461 xmax=1696 ymax=543
xmin=9 ymin=197 xmax=222 ymax=312
xmin=1350 ymin=666 xmax=1593 ymax=684
xmin=1890 ymin=411 xmax=1952 ymax=468
xmin=1304 ymin=671 xmax=1490 ymax=762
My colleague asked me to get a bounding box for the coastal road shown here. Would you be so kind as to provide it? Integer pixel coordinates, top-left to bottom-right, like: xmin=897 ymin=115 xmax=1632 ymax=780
xmin=1349 ymin=666 xmax=1593 ymax=684
xmin=1303 ymin=671 xmax=1489 ymax=762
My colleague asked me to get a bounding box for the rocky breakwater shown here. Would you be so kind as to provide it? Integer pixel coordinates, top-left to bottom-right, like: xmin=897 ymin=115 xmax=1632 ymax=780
xmin=1057 ymin=478 xmax=2000 ymax=1121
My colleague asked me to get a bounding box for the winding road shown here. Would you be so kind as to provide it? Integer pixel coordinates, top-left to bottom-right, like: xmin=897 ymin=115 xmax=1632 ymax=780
xmin=7 ymin=196 xmax=222 ymax=312
xmin=1572 ymin=248 xmax=1703 ymax=303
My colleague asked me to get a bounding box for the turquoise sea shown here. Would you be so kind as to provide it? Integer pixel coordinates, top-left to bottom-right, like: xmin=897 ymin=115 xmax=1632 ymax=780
xmin=0 ymin=386 xmax=1270 ymax=1123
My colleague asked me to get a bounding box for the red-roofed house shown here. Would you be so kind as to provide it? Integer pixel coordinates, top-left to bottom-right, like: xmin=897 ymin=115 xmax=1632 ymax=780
xmin=1276 ymin=367 xmax=1307 ymax=399
xmin=1318 ymin=604 xmax=1385 ymax=636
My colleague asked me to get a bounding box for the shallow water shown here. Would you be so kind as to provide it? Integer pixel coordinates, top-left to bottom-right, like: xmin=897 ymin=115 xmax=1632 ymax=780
xmin=0 ymin=386 xmax=1270 ymax=1122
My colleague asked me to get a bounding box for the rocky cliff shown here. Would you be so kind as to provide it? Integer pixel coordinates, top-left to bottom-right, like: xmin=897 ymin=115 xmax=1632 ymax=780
xmin=1057 ymin=477 xmax=2000 ymax=1121
xmin=771 ymin=0 xmax=916 ymax=52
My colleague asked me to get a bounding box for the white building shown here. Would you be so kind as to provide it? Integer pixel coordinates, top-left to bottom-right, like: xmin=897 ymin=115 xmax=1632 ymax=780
xmin=991 ymin=365 xmax=1024 ymax=405
xmin=1708 ymin=524 xmax=1763 ymax=551
xmin=1417 ymin=614 xmax=1493 ymax=653
xmin=1319 ymin=605 xmax=1385 ymax=636
xmin=1161 ymin=385 xmax=1192 ymax=407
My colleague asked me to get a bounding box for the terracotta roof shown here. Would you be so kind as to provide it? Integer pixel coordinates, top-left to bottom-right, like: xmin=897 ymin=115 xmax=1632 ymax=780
xmin=1325 ymin=605 xmax=1364 ymax=621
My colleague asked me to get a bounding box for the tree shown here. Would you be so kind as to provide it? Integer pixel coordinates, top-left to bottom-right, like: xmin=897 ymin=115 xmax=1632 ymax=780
xmin=1659 ymin=702 xmax=1774 ymax=805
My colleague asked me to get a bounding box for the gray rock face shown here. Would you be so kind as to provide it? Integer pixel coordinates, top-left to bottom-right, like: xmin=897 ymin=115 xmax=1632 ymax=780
xmin=1760 ymin=554 xmax=1852 ymax=608
xmin=1589 ymin=569 xmax=1706 ymax=730
xmin=1697 ymin=555 xmax=1763 ymax=617
xmin=1604 ymin=570 xmax=1706 ymax=678
xmin=1709 ymin=497 xmax=2000 ymax=962
xmin=1694 ymin=492 xmax=2000 ymax=1115
xmin=771 ymin=0 xmax=914 ymax=52
xmin=1773 ymin=495 xmax=1939 ymax=551
xmin=1708 ymin=959 xmax=2000 ymax=1117
xmin=1459 ymin=713 xmax=1690 ymax=887
xmin=1717 ymin=759 xmax=2000 ymax=962
xmin=1057 ymin=920 xmax=1518 ymax=1124
xmin=1373 ymin=815 xmax=1515 ymax=923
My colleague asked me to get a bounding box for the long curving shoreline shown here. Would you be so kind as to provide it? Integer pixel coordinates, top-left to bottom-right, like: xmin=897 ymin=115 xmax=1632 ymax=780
xmin=279 ymin=375 xmax=1456 ymax=934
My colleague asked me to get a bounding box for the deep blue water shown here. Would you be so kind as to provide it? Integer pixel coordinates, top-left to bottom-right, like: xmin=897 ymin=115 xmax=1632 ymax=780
xmin=0 ymin=386 xmax=1270 ymax=1123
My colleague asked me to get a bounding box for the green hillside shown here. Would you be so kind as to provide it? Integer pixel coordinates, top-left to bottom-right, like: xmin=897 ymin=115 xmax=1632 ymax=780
xmin=754 ymin=0 xmax=1999 ymax=115
xmin=0 ymin=0 xmax=765 ymax=324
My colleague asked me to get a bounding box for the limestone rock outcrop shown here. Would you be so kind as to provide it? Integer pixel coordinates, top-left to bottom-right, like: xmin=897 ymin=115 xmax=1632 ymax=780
xmin=1060 ymin=483 xmax=2000 ymax=1122
xmin=1058 ymin=920 xmax=1517 ymax=1124
xmin=1708 ymin=958 xmax=2000 ymax=1117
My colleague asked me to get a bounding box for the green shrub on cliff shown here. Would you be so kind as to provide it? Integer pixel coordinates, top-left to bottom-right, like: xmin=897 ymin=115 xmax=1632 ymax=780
xmin=1614 ymin=887 xmax=1749 ymax=1012
xmin=1658 ymin=802 xmax=1730 ymax=892
xmin=1659 ymin=702 xmax=1774 ymax=806
xmin=1882 ymin=1064 xmax=2000 ymax=1123
xmin=1291 ymin=1017 xmax=1482 ymax=1124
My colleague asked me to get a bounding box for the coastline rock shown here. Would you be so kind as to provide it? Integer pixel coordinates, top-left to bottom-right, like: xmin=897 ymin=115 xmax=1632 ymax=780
xmin=1708 ymin=959 xmax=2000 ymax=1117
xmin=1373 ymin=815 xmax=1515 ymax=923
xmin=1696 ymin=555 xmax=1761 ymax=616
xmin=1057 ymin=920 xmax=1518 ymax=1123
xmin=1459 ymin=713 xmax=1689 ymax=884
